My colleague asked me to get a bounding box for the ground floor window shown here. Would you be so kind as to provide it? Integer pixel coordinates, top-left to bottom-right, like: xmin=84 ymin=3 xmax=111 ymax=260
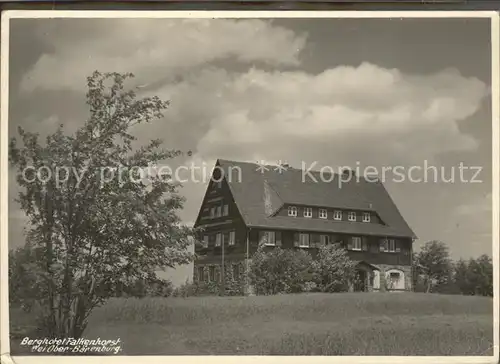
xmin=233 ymin=263 xmax=240 ymax=278
xmin=197 ymin=266 xmax=205 ymax=282
xmin=209 ymin=266 xmax=215 ymax=281
xmin=215 ymin=267 xmax=221 ymax=283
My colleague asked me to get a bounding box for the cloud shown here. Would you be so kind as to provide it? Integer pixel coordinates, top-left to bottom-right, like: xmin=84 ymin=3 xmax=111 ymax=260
xmin=20 ymin=19 xmax=306 ymax=93
xmin=149 ymin=64 xmax=488 ymax=168
xmin=18 ymin=19 xmax=488 ymax=168
xmin=455 ymin=192 xmax=492 ymax=216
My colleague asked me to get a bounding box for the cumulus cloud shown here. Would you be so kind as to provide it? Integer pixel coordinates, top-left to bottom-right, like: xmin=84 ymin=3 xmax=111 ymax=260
xmin=20 ymin=18 xmax=306 ymax=93
xmin=18 ymin=18 xmax=488 ymax=169
xmin=148 ymin=64 xmax=488 ymax=168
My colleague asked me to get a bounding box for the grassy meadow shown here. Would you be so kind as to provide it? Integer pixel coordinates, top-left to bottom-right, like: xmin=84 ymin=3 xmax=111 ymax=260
xmin=10 ymin=292 xmax=494 ymax=356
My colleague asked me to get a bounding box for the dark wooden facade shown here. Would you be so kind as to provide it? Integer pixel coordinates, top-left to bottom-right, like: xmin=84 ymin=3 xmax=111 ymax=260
xmin=194 ymin=161 xmax=415 ymax=293
xmin=196 ymin=226 xmax=412 ymax=267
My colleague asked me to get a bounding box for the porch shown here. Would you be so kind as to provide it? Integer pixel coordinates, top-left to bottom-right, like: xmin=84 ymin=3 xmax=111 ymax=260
xmin=351 ymin=261 xmax=407 ymax=292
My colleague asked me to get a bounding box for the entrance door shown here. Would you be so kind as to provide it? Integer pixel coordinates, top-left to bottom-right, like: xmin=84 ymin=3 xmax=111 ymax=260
xmin=354 ymin=269 xmax=367 ymax=292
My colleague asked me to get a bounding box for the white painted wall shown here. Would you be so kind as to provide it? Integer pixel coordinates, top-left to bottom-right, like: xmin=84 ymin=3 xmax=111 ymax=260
xmin=385 ymin=269 xmax=405 ymax=290
xmin=373 ymin=270 xmax=380 ymax=290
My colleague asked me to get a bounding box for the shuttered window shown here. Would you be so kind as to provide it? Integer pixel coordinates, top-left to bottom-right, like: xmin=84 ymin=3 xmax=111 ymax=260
xmin=320 ymin=234 xmax=330 ymax=246
xmin=259 ymin=231 xmax=282 ymax=246
xmin=228 ymin=231 xmax=236 ymax=246
xmin=351 ymin=237 xmax=362 ymax=251
xmin=380 ymin=238 xmax=398 ymax=253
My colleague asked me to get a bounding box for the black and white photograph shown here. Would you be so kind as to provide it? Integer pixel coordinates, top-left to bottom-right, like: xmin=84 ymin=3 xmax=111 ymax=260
xmin=1 ymin=10 xmax=499 ymax=360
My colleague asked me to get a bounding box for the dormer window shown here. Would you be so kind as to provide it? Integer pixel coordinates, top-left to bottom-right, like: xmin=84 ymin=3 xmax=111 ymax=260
xmin=348 ymin=212 xmax=356 ymax=221
xmin=362 ymin=212 xmax=371 ymax=222
xmin=319 ymin=209 xmax=327 ymax=219
xmin=288 ymin=206 xmax=297 ymax=217
xmin=304 ymin=207 xmax=312 ymax=218
xmin=333 ymin=210 xmax=342 ymax=220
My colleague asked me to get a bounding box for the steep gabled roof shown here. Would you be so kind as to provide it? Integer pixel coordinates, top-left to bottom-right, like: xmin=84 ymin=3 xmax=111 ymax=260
xmin=216 ymin=159 xmax=417 ymax=239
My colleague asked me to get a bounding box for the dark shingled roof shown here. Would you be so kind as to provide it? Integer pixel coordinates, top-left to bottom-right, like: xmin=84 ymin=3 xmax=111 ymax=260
xmin=216 ymin=159 xmax=417 ymax=239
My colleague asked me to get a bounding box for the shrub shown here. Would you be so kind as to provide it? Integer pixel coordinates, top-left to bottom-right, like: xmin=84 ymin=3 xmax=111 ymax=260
xmin=223 ymin=262 xmax=246 ymax=296
xmin=250 ymin=246 xmax=314 ymax=295
xmin=312 ymin=244 xmax=356 ymax=293
xmin=171 ymin=280 xmax=220 ymax=297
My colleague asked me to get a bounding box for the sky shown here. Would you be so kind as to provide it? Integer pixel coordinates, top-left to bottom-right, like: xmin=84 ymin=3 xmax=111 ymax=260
xmin=6 ymin=16 xmax=494 ymax=285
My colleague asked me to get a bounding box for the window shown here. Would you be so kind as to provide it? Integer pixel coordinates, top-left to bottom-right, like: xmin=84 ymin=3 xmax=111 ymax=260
xmin=304 ymin=207 xmax=313 ymax=218
xmin=388 ymin=239 xmax=396 ymax=253
xmin=311 ymin=234 xmax=321 ymax=247
xmin=334 ymin=210 xmax=342 ymax=220
xmin=362 ymin=212 xmax=371 ymax=222
xmin=210 ymin=207 xmax=216 ymax=218
xmin=288 ymin=206 xmax=297 ymax=217
xmin=216 ymin=206 xmax=222 ymax=217
xmin=319 ymin=209 xmax=327 ymax=219
xmin=198 ymin=267 xmax=205 ymax=282
xmin=260 ymin=231 xmax=276 ymax=246
xmin=228 ymin=231 xmax=235 ymax=246
xmin=351 ymin=237 xmax=362 ymax=251
xmin=380 ymin=238 xmax=397 ymax=253
xmin=215 ymin=233 xmax=222 ymax=247
xmin=209 ymin=266 xmax=215 ymax=281
xmin=348 ymin=212 xmax=356 ymax=221
xmin=215 ymin=267 xmax=221 ymax=283
xmin=223 ymin=204 xmax=229 ymax=216
xmin=233 ymin=264 xmax=240 ymax=278
xmin=299 ymin=233 xmax=310 ymax=248
xmin=202 ymin=235 xmax=209 ymax=248
xmin=320 ymin=234 xmax=330 ymax=246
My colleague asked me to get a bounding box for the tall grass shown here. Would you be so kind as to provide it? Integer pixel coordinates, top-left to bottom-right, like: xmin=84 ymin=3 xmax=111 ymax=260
xmin=12 ymin=292 xmax=494 ymax=355
xmin=91 ymin=292 xmax=492 ymax=326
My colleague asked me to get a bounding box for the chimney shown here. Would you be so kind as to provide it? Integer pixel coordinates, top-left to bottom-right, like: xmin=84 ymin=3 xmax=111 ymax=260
xmin=263 ymin=179 xmax=274 ymax=216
